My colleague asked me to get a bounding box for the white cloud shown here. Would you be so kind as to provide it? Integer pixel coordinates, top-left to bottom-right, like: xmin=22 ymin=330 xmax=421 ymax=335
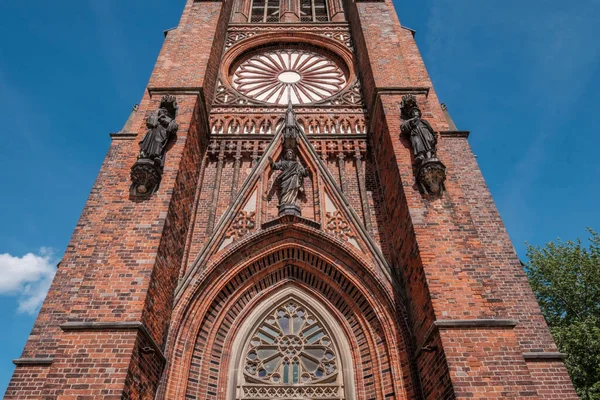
xmin=0 ymin=248 xmax=57 ymax=315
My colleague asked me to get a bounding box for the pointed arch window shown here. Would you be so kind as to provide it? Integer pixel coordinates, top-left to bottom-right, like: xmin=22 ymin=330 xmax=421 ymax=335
xmin=248 ymin=0 xmax=330 ymax=22
xmin=250 ymin=0 xmax=280 ymax=22
xmin=300 ymin=0 xmax=329 ymax=22
xmin=234 ymin=295 xmax=350 ymax=399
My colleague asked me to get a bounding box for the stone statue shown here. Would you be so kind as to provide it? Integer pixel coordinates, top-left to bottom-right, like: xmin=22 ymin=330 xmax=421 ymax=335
xmin=400 ymin=95 xmax=446 ymax=196
xmin=401 ymin=107 xmax=437 ymax=163
xmin=139 ymin=96 xmax=179 ymax=166
xmin=130 ymin=95 xmax=179 ymax=199
xmin=269 ymin=149 xmax=308 ymax=212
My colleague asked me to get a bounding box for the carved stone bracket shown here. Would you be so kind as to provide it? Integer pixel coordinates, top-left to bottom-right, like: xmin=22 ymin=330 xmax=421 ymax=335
xmin=417 ymin=158 xmax=446 ymax=195
xmin=130 ymin=158 xmax=163 ymax=198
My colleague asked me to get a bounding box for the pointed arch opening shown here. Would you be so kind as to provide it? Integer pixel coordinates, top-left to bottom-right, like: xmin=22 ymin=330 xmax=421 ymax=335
xmin=227 ymin=287 xmax=355 ymax=400
xmin=161 ymin=230 xmax=418 ymax=400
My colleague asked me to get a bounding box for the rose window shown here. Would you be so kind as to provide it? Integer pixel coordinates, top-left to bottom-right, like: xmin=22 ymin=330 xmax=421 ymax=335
xmin=232 ymin=49 xmax=347 ymax=105
xmin=244 ymin=300 xmax=339 ymax=385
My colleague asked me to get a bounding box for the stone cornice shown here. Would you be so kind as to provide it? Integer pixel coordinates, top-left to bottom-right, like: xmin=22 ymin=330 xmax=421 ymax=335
xmin=416 ymin=319 xmax=519 ymax=357
xmin=109 ymin=132 xmax=137 ymax=141
xmin=147 ymin=87 xmax=204 ymax=97
xmin=13 ymin=357 xmax=54 ymax=366
xmin=439 ymin=130 xmax=470 ymax=138
xmin=523 ymin=352 xmax=567 ymax=361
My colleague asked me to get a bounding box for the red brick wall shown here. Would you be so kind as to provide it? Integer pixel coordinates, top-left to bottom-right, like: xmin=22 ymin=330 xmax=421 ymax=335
xmin=6 ymin=0 xmax=222 ymax=396
xmin=344 ymin=0 xmax=578 ymax=397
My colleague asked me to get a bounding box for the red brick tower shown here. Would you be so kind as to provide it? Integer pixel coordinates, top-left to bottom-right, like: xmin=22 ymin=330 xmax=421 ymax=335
xmin=7 ymin=1 xmax=578 ymax=399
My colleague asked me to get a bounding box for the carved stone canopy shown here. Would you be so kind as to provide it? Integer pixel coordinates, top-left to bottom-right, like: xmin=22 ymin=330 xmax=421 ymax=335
xmin=283 ymin=100 xmax=302 ymax=150
xmin=400 ymin=94 xmax=420 ymax=120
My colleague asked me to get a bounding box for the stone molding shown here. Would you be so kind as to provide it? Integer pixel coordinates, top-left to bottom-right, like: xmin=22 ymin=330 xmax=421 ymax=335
xmin=147 ymin=87 xmax=204 ymax=96
xmin=523 ymin=352 xmax=567 ymax=361
xmin=109 ymin=132 xmax=138 ymax=141
xmin=12 ymin=357 xmax=54 ymax=366
xmin=434 ymin=319 xmax=519 ymax=328
xmin=439 ymin=130 xmax=470 ymax=138
xmin=60 ymin=321 xmax=166 ymax=363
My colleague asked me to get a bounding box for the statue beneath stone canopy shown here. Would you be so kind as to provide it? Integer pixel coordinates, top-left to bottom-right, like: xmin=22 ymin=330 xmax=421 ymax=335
xmin=400 ymin=95 xmax=446 ymax=196
xmin=269 ymin=101 xmax=309 ymax=216
xmin=130 ymin=95 xmax=179 ymax=199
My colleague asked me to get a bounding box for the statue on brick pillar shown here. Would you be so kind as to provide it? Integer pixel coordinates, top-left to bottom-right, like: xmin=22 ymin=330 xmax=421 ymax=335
xmin=400 ymin=94 xmax=446 ymax=195
xmin=130 ymin=95 xmax=179 ymax=199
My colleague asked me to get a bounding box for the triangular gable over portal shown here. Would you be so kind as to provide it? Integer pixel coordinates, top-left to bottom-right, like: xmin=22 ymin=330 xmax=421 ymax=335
xmin=177 ymin=106 xmax=391 ymax=296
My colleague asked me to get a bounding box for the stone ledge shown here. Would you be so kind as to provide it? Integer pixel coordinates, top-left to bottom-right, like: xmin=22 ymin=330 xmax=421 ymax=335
xmin=439 ymin=130 xmax=470 ymax=138
xmin=110 ymin=132 xmax=137 ymax=141
xmin=60 ymin=321 xmax=165 ymax=363
xmin=435 ymin=319 xmax=518 ymax=329
xmin=147 ymin=87 xmax=204 ymax=96
xmin=523 ymin=352 xmax=567 ymax=361
xmin=13 ymin=357 xmax=54 ymax=366
xmin=417 ymin=319 xmax=519 ymax=357
xmin=375 ymin=87 xmax=430 ymax=96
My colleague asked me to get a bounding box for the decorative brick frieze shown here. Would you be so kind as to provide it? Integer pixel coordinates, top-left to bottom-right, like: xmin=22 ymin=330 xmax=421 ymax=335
xmin=210 ymin=112 xmax=367 ymax=135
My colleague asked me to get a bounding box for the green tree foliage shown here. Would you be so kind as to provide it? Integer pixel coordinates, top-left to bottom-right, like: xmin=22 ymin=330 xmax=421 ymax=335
xmin=526 ymin=228 xmax=600 ymax=399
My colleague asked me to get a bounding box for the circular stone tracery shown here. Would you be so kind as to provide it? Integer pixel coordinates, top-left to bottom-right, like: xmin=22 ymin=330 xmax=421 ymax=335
xmin=244 ymin=300 xmax=339 ymax=385
xmin=232 ymin=49 xmax=347 ymax=105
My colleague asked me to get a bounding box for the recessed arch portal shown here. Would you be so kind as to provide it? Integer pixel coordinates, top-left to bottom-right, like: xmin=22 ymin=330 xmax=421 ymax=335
xmin=228 ymin=287 xmax=356 ymax=400
xmin=160 ymin=229 xmax=418 ymax=400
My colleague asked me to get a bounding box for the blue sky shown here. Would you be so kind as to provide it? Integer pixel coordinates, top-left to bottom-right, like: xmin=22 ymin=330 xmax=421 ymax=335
xmin=0 ymin=0 xmax=599 ymax=395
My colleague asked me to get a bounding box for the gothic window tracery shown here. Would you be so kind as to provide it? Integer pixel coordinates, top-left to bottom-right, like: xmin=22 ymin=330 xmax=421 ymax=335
xmin=238 ymin=297 xmax=346 ymax=399
xmin=232 ymin=49 xmax=347 ymax=105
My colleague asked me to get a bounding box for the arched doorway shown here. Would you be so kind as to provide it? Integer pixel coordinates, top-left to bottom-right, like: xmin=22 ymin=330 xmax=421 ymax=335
xmin=160 ymin=228 xmax=416 ymax=400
